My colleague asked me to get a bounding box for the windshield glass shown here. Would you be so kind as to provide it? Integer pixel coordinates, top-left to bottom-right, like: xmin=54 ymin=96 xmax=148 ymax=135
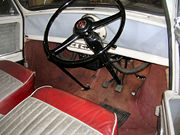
xmin=18 ymin=0 xmax=163 ymax=15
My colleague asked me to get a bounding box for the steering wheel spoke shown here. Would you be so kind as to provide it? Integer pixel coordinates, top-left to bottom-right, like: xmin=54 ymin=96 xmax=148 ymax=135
xmin=91 ymin=11 xmax=122 ymax=30
xmin=43 ymin=0 xmax=126 ymax=67
xmin=52 ymin=34 xmax=79 ymax=55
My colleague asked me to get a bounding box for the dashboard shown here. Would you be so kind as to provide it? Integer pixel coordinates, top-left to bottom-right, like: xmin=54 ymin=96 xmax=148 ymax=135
xmin=23 ymin=7 xmax=168 ymax=66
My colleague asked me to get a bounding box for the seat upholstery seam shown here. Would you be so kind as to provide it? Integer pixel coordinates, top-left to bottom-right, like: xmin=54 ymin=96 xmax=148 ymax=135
xmin=0 ymin=86 xmax=52 ymax=121
xmin=47 ymin=115 xmax=68 ymax=134
xmin=112 ymin=113 xmax=117 ymax=135
xmin=0 ymin=100 xmax=40 ymax=134
xmin=21 ymin=72 xmax=35 ymax=84
xmin=10 ymin=101 xmax=45 ymax=135
xmin=22 ymin=106 xmax=54 ymax=135
xmin=32 ymin=97 xmax=103 ymax=135
xmin=38 ymin=110 xmax=61 ymax=135
xmin=0 ymin=71 xmax=34 ymax=102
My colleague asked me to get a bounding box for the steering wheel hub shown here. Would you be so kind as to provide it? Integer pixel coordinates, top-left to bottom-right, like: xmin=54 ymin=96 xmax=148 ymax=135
xmin=76 ymin=19 xmax=87 ymax=29
xmin=74 ymin=18 xmax=92 ymax=35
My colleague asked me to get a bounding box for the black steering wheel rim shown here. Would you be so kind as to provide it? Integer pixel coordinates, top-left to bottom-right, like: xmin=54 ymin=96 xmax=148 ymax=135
xmin=43 ymin=0 xmax=126 ymax=68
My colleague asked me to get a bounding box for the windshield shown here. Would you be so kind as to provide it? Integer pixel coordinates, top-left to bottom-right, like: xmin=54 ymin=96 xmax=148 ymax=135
xmin=18 ymin=0 xmax=163 ymax=15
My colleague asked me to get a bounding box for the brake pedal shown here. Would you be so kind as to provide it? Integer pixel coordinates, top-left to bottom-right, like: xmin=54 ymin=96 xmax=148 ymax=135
xmin=102 ymin=79 xmax=114 ymax=88
xmin=115 ymin=84 xmax=123 ymax=92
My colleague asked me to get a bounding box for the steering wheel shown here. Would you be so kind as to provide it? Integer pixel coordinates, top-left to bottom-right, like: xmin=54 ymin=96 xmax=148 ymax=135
xmin=43 ymin=0 xmax=126 ymax=68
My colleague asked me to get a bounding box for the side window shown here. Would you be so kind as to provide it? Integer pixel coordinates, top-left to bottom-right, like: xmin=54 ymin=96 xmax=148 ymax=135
xmin=0 ymin=0 xmax=18 ymax=16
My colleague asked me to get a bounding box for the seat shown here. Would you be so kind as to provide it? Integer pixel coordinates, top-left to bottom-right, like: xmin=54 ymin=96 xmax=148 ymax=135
xmin=0 ymin=60 xmax=35 ymax=114
xmin=0 ymin=86 xmax=118 ymax=135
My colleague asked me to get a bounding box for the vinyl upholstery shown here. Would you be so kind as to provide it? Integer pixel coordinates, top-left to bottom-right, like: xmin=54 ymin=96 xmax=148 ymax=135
xmin=0 ymin=70 xmax=23 ymax=101
xmin=0 ymin=60 xmax=35 ymax=114
xmin=0 ymin=87 xmax=118 ymax=135
xmin=0 ymin=97 xmax=102 ymax=135
xmin=0 ymin=60 xmax=118 ymax=134
xmin=32 ymin=87 xmax=118 ymax=135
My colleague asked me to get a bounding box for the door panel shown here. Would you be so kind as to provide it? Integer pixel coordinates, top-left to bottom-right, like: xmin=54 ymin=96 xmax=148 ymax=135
xmin=0 ymin=0 xmax=23 ymax=62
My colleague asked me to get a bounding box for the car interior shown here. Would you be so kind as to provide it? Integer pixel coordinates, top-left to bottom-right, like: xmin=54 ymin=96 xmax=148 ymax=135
xmin=0 ymin=0 xmax=170 ymax=134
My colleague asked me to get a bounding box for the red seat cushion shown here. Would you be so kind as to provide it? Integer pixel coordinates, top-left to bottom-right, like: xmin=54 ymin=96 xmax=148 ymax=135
xmin=32 ymin=87 xmax=118 ymax=135
xmin=0 ymin=60 xmax=35 ymax=114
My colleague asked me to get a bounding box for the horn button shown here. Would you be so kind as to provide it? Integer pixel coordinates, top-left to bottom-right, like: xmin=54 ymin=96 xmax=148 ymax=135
xmin=74 ymin=19 xmax=91 ymax=34
xmin=76 ymin=19 xmax=87 ymax=29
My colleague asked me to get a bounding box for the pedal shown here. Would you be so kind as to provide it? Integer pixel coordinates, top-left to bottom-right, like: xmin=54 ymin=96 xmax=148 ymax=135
xmin=102 ymin=79 xmax=114 ymax=88
xmin=115 ymin=84 xmax=123 ymax=92
xmin=131 ymin=76 xmax=146 ymax=96
xmin=102 ymin=81 xmax=109 ymax=88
